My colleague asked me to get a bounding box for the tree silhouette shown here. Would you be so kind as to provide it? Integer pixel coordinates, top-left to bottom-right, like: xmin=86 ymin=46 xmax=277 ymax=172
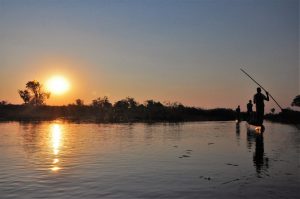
xmin=126 ymin=97 xmax=138 ymax=109
xmin=114 ymin=99 xmax=130 ymax=121
xmin=18 ymin=90 xmax=31 ymax=104
xmin=18 ymin=80 xmax=50 ymax=105
xmin=1 ymin=94 xmax=240 ymax=122
xmin=0 ymin=100 xmax=8 ymax=105
xmin=291 ymin=95 xmax=300 ymax=107
xmin=145 ymin=100 xmax=165 ymax=120
xmin=270 ymin=108 xmax=275 ymax=114
xmin=91 ymin=96 xmax=113 ymax=121
xmin=92 ymin=96 xmax=112 ymax=109
xmin=75 ymin=99 xmax=84 ymax=106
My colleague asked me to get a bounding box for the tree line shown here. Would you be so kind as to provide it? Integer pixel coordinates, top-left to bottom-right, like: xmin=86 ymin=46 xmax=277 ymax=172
xmin=0 ymin=80 xmax=237 ymax=122
xmin=0 ymin=80 xmax=299 ymax=123
xmin=0 ymin=96 xmax=237 ymax=122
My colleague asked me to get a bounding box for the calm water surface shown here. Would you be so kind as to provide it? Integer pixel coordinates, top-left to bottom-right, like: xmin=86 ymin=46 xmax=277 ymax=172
xmin=0 ymin=121 xmax=299 ymax=198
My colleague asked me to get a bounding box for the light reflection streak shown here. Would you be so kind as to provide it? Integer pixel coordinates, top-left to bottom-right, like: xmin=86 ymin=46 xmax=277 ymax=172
xmin=51 ymin=166 xmax=61 ymax=171
xmin=50 ymin=124 xmax=63 ymax=172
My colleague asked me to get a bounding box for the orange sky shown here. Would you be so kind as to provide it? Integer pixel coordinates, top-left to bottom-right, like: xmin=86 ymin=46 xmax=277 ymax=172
xmin=0 ymin=0 xmax=299 ymax=112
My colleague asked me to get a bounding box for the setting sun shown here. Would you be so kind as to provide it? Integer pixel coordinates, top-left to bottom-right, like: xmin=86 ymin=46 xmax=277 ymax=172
xmin=46 ymin=76 xmax=70 ymax=95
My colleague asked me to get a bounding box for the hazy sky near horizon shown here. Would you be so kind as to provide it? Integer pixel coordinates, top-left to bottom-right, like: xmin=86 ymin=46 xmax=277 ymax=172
xmin=0 ymin=0 xmax=299 ymax=111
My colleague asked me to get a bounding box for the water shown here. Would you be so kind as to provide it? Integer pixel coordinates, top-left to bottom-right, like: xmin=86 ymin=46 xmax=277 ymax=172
xmin=0 ymin=121 xmax=299 ymax=198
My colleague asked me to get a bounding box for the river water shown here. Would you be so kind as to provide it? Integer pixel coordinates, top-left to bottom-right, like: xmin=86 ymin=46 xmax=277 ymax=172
xmin=0 ymin=121 xmax=299 ymax=198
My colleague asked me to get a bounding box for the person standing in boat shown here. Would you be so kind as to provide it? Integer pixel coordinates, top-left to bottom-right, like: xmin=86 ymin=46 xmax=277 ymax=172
xmin=247 ymin=100 xmax=253 ymax=122
xmin=253 ymin=87 xmax=269 ymax=125
xmin=235 ymin=105 xmax=241 ymax=122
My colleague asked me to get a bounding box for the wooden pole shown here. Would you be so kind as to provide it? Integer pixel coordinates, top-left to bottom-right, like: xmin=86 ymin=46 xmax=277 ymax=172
xmin=240 ymin=68 xmax=284 ymax=111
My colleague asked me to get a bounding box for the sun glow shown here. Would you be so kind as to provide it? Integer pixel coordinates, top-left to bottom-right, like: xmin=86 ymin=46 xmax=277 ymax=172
xmin=46 ymin=76 xmax=70 ymax=95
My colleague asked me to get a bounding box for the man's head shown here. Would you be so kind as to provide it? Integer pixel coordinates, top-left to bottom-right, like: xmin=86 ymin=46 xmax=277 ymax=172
xmin=249 ymin=100 xmax=252 ymax=103
xmin=257 ymin=87 xmax=261 ymax=93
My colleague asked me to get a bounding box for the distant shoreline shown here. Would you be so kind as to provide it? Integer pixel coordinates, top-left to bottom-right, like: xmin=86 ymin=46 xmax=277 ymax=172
xmin=0 ymin=104 xmax=236 ymax=123
xmin=0 ymin=104 xmax=299 ymax=124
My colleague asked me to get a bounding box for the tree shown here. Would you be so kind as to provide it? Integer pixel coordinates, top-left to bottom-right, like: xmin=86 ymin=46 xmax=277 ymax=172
xmin=75 ymin=99 xmax=84 ymax=106
xmin=114 ymin=99 xmax=129 ymax=110
xmin=0 ymin=100 xmax=8 ymax=105
xmin=270 ymin=108 xmax=275 ymax=114
xmin=145 ymin=100 xmax=165 ymax=120
xmin=126 ymin=97 xmax=138 ymax=109
xmin=18 ymin=80 xmax=50 ymax=105
xmin=145 ymin=100 xmax=163 ymax=109
xmin=91 ymin=96 xmax=113 ymax=121
xmin=18 ymin=90 xmax=31 ymax=104
xmin=91 ymin=96 xmax=112 ymax=109
xmin=291 ymin=95 xmax=300 ymax=107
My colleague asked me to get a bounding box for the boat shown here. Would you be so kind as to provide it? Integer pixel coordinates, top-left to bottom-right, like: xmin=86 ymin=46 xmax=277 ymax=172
xmin=245 ymin=111 xmax=265 ymax=133
xmin=246 ymin=121 xmax=265 ymax=133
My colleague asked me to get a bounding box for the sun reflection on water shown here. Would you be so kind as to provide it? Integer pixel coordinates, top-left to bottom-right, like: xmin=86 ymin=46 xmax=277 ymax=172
xmin=50 ymin=124 xmax=63 ymax=172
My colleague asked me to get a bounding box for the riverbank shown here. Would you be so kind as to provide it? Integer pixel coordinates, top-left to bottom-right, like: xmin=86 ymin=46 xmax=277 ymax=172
xmin=1 ymin=104 xmax=299 ymax=125
xmin=265 ymin=109 xmax=300 ymax=124
xmin=0 ymin=104 xmax=236 ymax=122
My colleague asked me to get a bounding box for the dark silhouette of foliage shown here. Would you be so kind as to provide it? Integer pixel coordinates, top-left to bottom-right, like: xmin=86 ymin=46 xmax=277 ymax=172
xmin=75 ymin=99 xmax=84 ymax=106
xmin=1 ymin=93 xmax=299 ymax=123
xmin=270 ymin=108 xmax=275 ymax=114
xmin=91 ymin=96 xmax=113 ymax=121
xmin=291 ymin=95 xmax=300 ymax=107
xmin=0 ymin=96 xmax=250 ymax=123
xmin=113 ymin=98 xmax=132 ymax=121
xmin=0 ymin=100 xmax=8 ymax=105
xmin=126 ymin=97 xmax=138 ymax=109
xmin=18 ymin=90 xmax=31 ymax=104
xmin=265 ymin=108 xmax=300 ymax=124
xmin=145 ymin=100 xmax=166 ymax=120
xmin=18 ymin=80 xmax=50 ymax=105
xmin=92 ymin=96 xmax=111 ymax=108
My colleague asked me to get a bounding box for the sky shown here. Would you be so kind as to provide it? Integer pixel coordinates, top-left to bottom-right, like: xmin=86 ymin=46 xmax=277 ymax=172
xmin=0 ymin=0 xmax=299 ymax=111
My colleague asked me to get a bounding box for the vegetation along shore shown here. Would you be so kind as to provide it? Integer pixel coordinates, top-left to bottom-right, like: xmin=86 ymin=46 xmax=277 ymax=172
xmin=0 ymin=81 xmax=299 ymax=124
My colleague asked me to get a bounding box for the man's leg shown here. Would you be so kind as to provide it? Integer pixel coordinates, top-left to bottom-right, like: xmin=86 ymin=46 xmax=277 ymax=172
xmin=257 ymin=109 xmax=263 ymax=125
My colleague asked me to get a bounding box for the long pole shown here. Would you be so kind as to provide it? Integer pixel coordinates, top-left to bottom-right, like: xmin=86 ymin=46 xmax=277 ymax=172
xmin=240 ymin=68 xmax=284 ymax=111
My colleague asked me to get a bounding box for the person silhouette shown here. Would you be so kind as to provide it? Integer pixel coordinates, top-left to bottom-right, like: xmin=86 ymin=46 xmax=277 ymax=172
xmin=253 ymin=87 xmax=269 ymax=125
xmin=235 ymin=105 xmax=241 ymax=122
xmin=247 ymin=100 xmax=253 ymax=122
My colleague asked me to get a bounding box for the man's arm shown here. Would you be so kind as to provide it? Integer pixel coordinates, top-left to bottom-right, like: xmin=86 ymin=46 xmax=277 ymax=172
xmin=265 ymin=92 xmax=269 ymax=101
